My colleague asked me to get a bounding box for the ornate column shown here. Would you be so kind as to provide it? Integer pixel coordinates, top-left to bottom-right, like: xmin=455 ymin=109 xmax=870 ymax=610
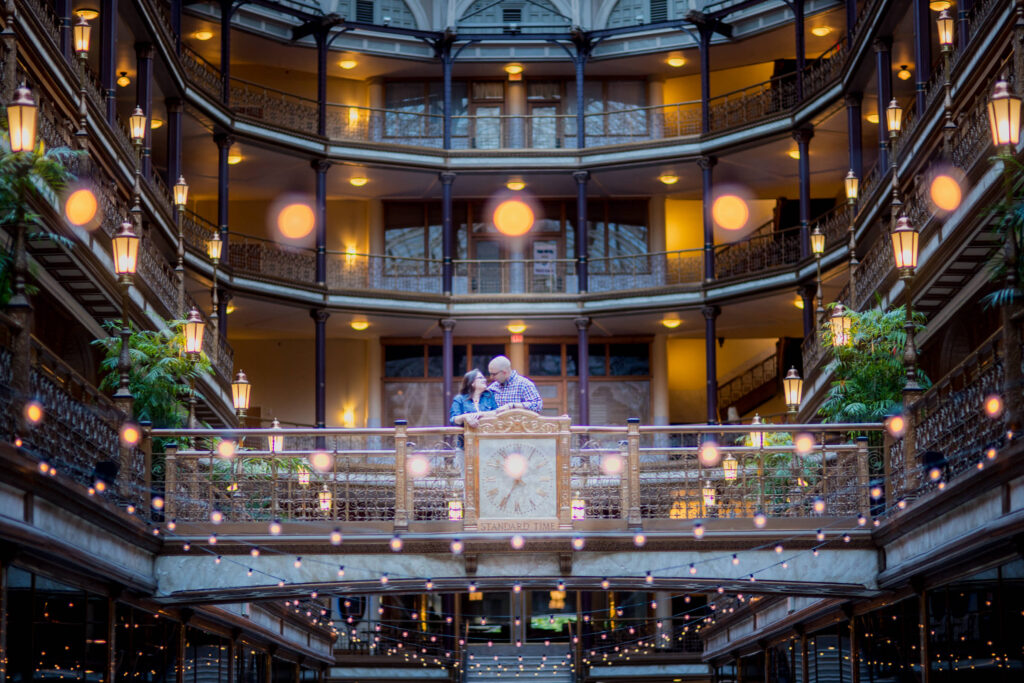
xmin=441 ymin=172 xmax=456 ymax=294
xmin=957 ymin=0 xmax=973 ymax=50
xmin=215 ymin=132 xmax=233 ymax=239
xmin=166 ymin=98 xmax=183 ymax=188
xmin=846 ymin=93 xmax=863 ymax=181
xmin=576 ymin=317 xmax=590 ymax=425
xmin=100 ymin=0 xmax=118 ymax=123
xmin=800 ymin=284 xmax=815 ymax=338
xmin=794 ymin=127 xmax=814 ymax=258
xmin=311 ymin=309 xmax=330 ymax=430
xmin=441 ymin=318 xmax=456 ymax=413
xmin=171 ymin=0 xmax=182 ymax=53
xmin=699 ymin=156 xmax=717 ymax=282
xmin=703 ymin=306 xmax=720 ymax=424
xmin=217 ymin=289 xmax=231 ymax=338
xmin=219 ymin=0 xmax=232 ymax=104
xmin=699 ymin=28 xmax=712 ymax=134
xmin=135 ymin=42 xmax=154 ymax=177
xmin=56 ymin=0 xmax=72 ymax=60
xmin=913 ymin=0 xmax=932 ymax=114
xmin=874 ymin=38 xmax=893 ymax=169
xmin=313 ymin=160 xmax=331 ymax=286
xmin=315 ymin=30 xmax=328 ymax=137
xmin=574 ymin=171 xmax=589 ymax=292
xmin=845 ymin=0 xmax=857 ymax=43
xmin=793 ymin=0 xmax=806 ymax=100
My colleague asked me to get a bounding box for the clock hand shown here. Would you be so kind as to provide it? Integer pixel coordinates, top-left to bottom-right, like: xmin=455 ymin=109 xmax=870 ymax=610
xmin=498 ymin=478 xmax=523 ymax=510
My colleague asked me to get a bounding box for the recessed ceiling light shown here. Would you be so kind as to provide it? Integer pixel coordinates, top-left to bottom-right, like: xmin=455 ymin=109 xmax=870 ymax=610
xmin=192 ymin=30 xmax=214 ymax=41
xmin=866 ymin=113 xmax=880 ymax=124
xmin=810 ymin=26 xmax=833 ymax=37
xmin=150 ymin=118 xmax=164 ymax=130
xmin=350 ymin=320 xmax=369 ymax=331
xmin=227 ymin=147 xmax=242 ymax=165
xmin=507 ymin=322 xmax=527 ymax=334
xmin=788 ymin=149 xmax=801 ymax=160
xmin=75 ymin=8 xmax=100 ymax=20
xmin=661 ymin=318 xmax=681 ymax=329
xmin=116 ymin=72 xmax=130 ymax=87
xmin=666 ymin=56 xmax=685 ymax=68
xmin=897 ymin=65 xmax=912 ymax=80
xmin=506 ymin=178 xmax=526 ymax=191
xmin=504 ymin=63 xmax=524 ymax=75
xmin=658 ymin=174 xmax=679 ymax=185
xmin=349 ymin=176 xmax=368 ymax=187
xmin=338 ymin=59 xmax=358 ymax=70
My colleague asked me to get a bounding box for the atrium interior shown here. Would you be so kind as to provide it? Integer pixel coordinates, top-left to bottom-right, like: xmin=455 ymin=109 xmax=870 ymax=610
xmin=0 ymin=0 xmax=1023 ymax=681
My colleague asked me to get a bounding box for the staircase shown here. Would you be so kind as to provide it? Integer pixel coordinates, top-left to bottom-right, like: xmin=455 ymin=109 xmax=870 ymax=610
xmin=464 ymin=644 xmax=573 ymax=683
xmin=717 ymin=350 xmax=780 ymax=419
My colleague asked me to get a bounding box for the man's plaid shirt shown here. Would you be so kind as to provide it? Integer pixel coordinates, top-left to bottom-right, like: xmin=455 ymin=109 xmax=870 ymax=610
xmin=488 ymin=370 xmax=543 ymax=412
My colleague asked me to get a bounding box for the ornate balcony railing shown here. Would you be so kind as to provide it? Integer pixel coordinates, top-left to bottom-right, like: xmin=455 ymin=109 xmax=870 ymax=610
xmin=453 ymin=258 xmax=578 ymax=295
xmin=328 ymin=252 xmax=443 ymax=295
xmin=182 ymin=46 xmax=224 ymax=100
xmin=182 ymin=290 xmax=234 ymax=383
xmin=155 ymin=421 xmax=883 ymax=526
xmin=232 ymin=77 xmax=319 ymax=136
xmin=717 ymin=353 xmax=778 ymax=414
xmin=852 ymin=233 xmax=894 ymax=310
xmin=714 ymin=225 xmax=802 ymax=280
xmin=589 ymin=249 xmax=703 ymax=292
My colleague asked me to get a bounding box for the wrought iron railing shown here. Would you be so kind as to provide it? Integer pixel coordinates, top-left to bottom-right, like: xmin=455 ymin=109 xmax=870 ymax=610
xmin=453 ymin=258 xmax=578 ymax=295
xmin=714 ymin=225 xmax=802 ymax=280
xmin=852 ymin=233 xmax=894 ymax=310
xmin=181 ymin=46 xmax=224 ymax=100
xmin=589 ymin=249 xmax=703 ymax=292
xmin=327 ymin=252 xmax=443 ymax=294
xmin=717 ymin=353 xmax=778 ymax=413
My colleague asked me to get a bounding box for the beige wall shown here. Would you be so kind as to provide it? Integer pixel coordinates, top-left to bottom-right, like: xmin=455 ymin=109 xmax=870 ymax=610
xmin=664 ymin=198 xmax=778 ymax=253
xmin=667 ymin=336 xmax=779 ymax=423
xmin=195 ymin=199 xmax=370 ymax=252
xmin=231 ymin=338 xmax=371 ymax=427
xmin=663 ymin=62 xmax=777 ymax=104
xmin=232 ymin=63 xmax=368 ymax=106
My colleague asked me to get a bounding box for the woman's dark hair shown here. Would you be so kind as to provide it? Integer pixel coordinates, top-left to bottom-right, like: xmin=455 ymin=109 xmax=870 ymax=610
xmin=460 ymin=369 xmax=485 ymax=396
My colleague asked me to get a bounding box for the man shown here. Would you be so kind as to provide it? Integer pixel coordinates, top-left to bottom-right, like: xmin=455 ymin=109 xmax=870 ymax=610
xmin=487 ymin=355 xmax=543 ymax=413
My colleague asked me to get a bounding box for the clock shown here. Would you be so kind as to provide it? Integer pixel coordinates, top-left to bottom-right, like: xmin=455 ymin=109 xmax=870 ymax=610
xmin=478 ymin=439 xmax=557 ymax=522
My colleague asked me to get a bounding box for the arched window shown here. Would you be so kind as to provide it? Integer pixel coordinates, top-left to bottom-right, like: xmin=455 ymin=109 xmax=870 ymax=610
xmin=343 ymin=0 xmax=417 ymax=28
xmin=458 ymin=0 xmax=571 ymax=33
xmin=606 ymin=0 xmax=691 ymax=28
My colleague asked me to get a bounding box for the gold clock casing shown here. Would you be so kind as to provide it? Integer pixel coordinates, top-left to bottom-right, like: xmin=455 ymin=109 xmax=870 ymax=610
xmin=463 ymin=409 xmax=572 ymax=531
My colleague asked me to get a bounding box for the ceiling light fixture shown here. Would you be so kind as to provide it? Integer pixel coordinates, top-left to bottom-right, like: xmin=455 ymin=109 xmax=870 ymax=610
xmin=349 ymin=176 xmax=368 ymax=187
xmin=227 ymin=148 xmax=242 ymax=165
xmin=192 ymin=30 xmax=214 ymax=41
xmin=897 ymin=65 xmax=912 ymax=81
xmin=75 ymin=8 xmax=100 ymax=20
xmin=929 ymin=0 xmax=951 ymax=10
xmin=658 ymin=174 xmax=679 ymax=185
xmin=338 ymin=59 xmax=358 ymax=70
xmin=504 ymin=63 xmax=524 ymax=75
xmin=350 ymin=320 xmax=369 ymax=331
xmin=507 ymin=322 xmax=527 ymax=334
xmin=150 ymin=118 xmax=164 ymax=130
xmin=866 ymin=112 xmax=880 ymax=124
xmin=810 ymin=26 xmax=833 ymax=37
xmin=788 ymin=149 xmax=801 ymax=160
xmin=661 ymin=318 xmax=681 ymax=329
xmin=666 ymin=56 xmax=685 ymax=68
xmin=116 ymin=72 xmax=130 ymax=87
xmin=506 ymin=178 xmax=526 ymax=191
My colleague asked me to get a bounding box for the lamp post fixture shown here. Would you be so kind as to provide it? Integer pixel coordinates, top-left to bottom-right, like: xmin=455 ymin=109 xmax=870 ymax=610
xmin=886 ymin=98 xmax=904 ymax=225
xmin=829 ymin=302 xmax=852 ymax=348
xmin=128 ymin=105 xmax=146 ymax=227
xmin=206 ymin=231 xmax=222 ymax=329
xmin=183 ymin=307 xmax=206 ymax=429
xmin=73 ymin=15 xmax=90 ymax=141
xmin=174 ymin=175 xmax=189 ymax=317
xmin=845 ymin=170 xmax=860 ymax=298
xmin=987 ymin=77 xmax=1023 ymax=434
xmin=936 ymin=10 xmax=957 ymax=157
xmin=232 ymin=369 xmax=251 ymax=418
xmin=783 ymin=367 xmax=803 ymax=421
xmin=810 ymin=226 xmax=825 ymax=319
xmin=111 ymin=220 xmax=140 ymax=412
xmin=891 ymin=216 xmax=921 ymax=394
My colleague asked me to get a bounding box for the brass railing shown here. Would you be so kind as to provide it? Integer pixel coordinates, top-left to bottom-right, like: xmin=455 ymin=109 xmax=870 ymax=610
xmin=589 ymin=249 xmax=703 ymax=292
xmin=717 ymin=353 xmax=778 ymax=413
xmin=154 ymin=422 xmax=883 ymax=526
xmin=453 ymin=258 xmax=578 ymax=295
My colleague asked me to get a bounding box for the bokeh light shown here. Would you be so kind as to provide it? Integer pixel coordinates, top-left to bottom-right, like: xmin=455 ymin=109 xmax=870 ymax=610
xmin=600 ymin=453 xmax=624 ymax=475
xmin=309 ymin=450 xmax=332 ymax=472
xmin=120 ymin=422 xmax=141 ymax=445
xmin=698 ymin=440 xmax=720 ymax=467
xmin=504 ymin=452 xmax=528 ymax=479
xmin=493 ymin=199 xmax=534 ymax=237
xmin=885 ymin=413 xmax=907 ymax=437
xmin=984 ymin=394 xmax=1004 ymax=418
xmin=277 ymin=202 xmax=315 ymax=239
xmin=407 ymin=454 xmax=431 ymax=478
xmin=64 ymin=188 xmax=98 ymax=226
xmin=24 ymin=400 xmax=43 ymax=425
xmin=216 ymin=440 xmax=236 ymax=458
xmin=712 ymin=194 xmax=750 ymax=230
xmin=793 ymin=433 xmax=814 ymax=454
xmin=930 ymin=173 xmax=962 ymax=212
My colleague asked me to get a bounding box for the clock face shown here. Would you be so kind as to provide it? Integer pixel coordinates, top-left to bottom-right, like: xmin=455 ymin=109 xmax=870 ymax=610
xmin=478 ymin=439 xmax=557 ymax=520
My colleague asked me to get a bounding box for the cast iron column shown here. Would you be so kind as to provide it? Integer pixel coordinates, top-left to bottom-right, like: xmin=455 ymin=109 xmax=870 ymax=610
xmin=217 ymin=289 xmax=231 ymax=338
xmin=845 ymin=0 xmax=857 ymax=43
xmin=846 ymin=93 xmax=863 ymax=181
xmin=793 ymin=0 xmax=806 ymax=101
xmin=703 ymin=306 xmax=720 ymax=424
xmin=442 ymin=318 xmax=455 ymax=413
xmin=315 ymin=29 xmax=328 ymax=137
xmin=440 ymin=40 xmax=453 ymax=149
xmin=441 ymin=172 xmax=456 ymax=294
xmin=215 ymin=132 xmax=233 ymax=239
xmin=800 ymin=284 xmax=815 ymax=339
xmin=576 ymin=317 xmax=590 ymax=425
xmin=574 ymin=171 xmax=589 ymax=292
xmin=311 ymin=309 xmax=329 ymax=430
xmin=100 ymin=0 xmax=118 ymax=123
xmin=219 ymin=0 xmax=232 ymax=104
xmin=958 ymin=0 xmax=973 ymax=50
xmin=874 ymin=38 xmax=893 ymax=169
xmin=575 ymin=52 xmax=586 ymax=148
xmin=171 ymin=0 xmax=182 ymax=53
xmin=313 ymin=159 xmax=330 ymax=286
xmin=699 ymin=28 xmax=712 ymax=134
xmin=135 ymin=42 xmax=154 ymax=177
xmin=699 ymin=155 xmax=717 ymax=282
xmin=912 ymin=0 xmax=932 ymax=114
xmin=166 ymin=98 xmax=183 ymax=187
xmin=794 ymin=127 xmax=813 ymax=258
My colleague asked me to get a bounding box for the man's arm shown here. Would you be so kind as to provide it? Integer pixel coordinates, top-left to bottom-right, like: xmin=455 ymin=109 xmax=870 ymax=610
xmin=521 ymin=379 xmax=543 ymax=412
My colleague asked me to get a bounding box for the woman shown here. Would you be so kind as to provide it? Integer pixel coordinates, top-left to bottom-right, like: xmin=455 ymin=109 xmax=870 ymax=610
xmin=450 ymin=369 xmax=498 ymax=428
